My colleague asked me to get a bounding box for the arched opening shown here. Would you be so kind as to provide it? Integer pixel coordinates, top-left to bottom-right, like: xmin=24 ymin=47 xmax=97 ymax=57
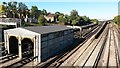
xmin=9 ymin=36 xmax=18 ymax=54
xmin=21 ymin=38 xmax=34 ymax=57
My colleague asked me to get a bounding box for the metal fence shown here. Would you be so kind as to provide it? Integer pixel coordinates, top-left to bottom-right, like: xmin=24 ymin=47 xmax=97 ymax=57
xmin=0 ymin=18 xmax=21 ymax=27
xmin=0 ymin=18 xmax=20 ymax=23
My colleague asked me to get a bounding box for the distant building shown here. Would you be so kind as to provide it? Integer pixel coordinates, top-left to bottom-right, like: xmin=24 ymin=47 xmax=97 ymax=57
xmin=44 ymin=14 xmax=57 ymax=22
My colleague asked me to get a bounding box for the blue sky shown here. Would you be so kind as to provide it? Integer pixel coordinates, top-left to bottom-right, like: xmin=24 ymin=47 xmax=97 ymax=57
xmin=0 ymin=0 xmax=119 ymax=20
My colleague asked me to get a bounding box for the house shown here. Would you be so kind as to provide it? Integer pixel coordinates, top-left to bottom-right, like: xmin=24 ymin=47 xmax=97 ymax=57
xmin=44 ymin=14 xmax=57 ymax=23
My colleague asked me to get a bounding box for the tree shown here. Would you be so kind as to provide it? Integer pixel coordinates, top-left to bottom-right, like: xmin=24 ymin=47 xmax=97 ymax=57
xmin=64 ymin=14 xmax=70 ymax=24
xmin=91 ymin=19 xmax=98 ymax=24
xmin=55 ymin=12 xmax=60 ymax=15
xmin=58 ymin=15 xmax=67 ymax=24
xmin=38 ymin=15 xmax=45 ymax=26
xmin=36 ymin=10 xmax=41 ymax=19
xmin=0 ymin=4 xmax=7 ymax=13
xmin=41 ymin=9 xmax=47 ymax=15
xmin=18 ymin=2 xmax=28 ymax=10
xmin=55 ymin=12 xmax=61 ymax=21
xmin=3 ymin=2 xmax=7 ymax=6
xmin=70 ymin=10 xmax=78 ymax=20
xmin=113 ymin=15 xmax=120 ymax=25
xmin=70 ymin=10 xmax=78 ymax=16
xmin=7 ymin=1 xmax=18 ymax=18
xmin=74 ymin=16 xmax=81 ymax=25
xmin=18 ymin=2 xmax=28 ymax=19
xmin=82 ymin=16 xmax=90 ymax=24
xmin=30 ymin=6 xmax=41 ymax=19
xmin=2 ymin=2 xmax=7 ymax=15
xmin=71 ymin=19 xmax=78 ymax=26
xmin=31 ymin=6 xmax=38 ymax=18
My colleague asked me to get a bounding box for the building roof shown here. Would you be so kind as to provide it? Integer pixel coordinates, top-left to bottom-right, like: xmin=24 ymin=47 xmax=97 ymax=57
xmin=24 ymin=25 xmax=71 ymax=34
xmin=46 ymin=14 xmax=55 ymax=17
xmin=4 ymin=28 xmax=39 ymax=37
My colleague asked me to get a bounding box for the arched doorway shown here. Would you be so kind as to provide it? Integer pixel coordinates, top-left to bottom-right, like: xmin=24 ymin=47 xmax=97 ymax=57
xmin=9 ymin=36 xmax=18 ymax=54
xmin=21 ymin=38 xmax=34 ymax=57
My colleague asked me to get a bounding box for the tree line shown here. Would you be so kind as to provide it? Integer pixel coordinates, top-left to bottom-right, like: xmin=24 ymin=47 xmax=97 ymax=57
xmin=0 ymin=1 xmax=98 ymax=26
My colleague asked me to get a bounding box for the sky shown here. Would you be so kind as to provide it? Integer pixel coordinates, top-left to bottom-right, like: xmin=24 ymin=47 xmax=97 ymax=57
xmin=0 ymin=0 xmax=119 ymax=20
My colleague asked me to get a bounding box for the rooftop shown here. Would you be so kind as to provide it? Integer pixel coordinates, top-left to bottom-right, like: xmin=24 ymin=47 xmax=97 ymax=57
xmin=24 ymin=25 xmax=71 ymax=34
xmin=46 ymin=14 xmax=55 ymax=17
xmin=4 ymin=28 xmax=39 ymax=37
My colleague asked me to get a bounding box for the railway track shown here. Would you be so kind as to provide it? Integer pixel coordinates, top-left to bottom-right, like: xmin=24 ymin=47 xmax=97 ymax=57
xmin=97 ymin=23 xmax=119 ymax=67
xmin=0 ymin=51 xmax=37 ymax=68
xmin=37 ymin=23 xmax=103 ymax=67
xmin=1 ymin=56 xmax=38 ymax=68
xmin=0 ymin=54 xmax=18 ymax=63
xmin=82 ymin=24 xmax=100 ymax=38
xmin=5 ymin=56 xmax=38 ymax=68
xmin=112 ymin=23 xmax=120 ymax=66
xmin=0 ymin=49 xmax=33 ymax=64
xmin=60 ymin=22 xmax=108 ymax=67
xmin=59 ymin=23 xmax=119 ymax=67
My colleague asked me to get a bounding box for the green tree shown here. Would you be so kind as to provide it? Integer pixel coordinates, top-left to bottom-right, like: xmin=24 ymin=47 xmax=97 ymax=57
xmin=31 ymin=6 xmax=38 ymax=18
xmin=41 ymin=9 xmax=47 ymax=15
xmin=91 ymin=19 xmax=98 ymax=24
xmin=75 ymin=16 xmax=81 ymax=25
xmin=3 ymin=2 xmax=7 ymax=7
xmin=82 ymin=16 xmax=90 ymax=24
xmin=58 ymin=15 xmax=67 ymax=24
xmin=70 ymin=10 xmax=78 ymax=16
xmin=64 ymin=14 xmax=70 ymax=24
xmin=0 ymin=4 xmax=7 ymax=13
xmin=55 ymin=12 xmax=60 ymax=15
xmin=3 ymin=2 xmax=7 ymax=5
xmin=7 ymin=1 xmax=17 ymax=18
xmin=113 ymin=15 xmax=120 ymax=25
xmin=18 ymin=2 xmax=28 ymax=19
xmin=70 ymin=10 xmax=78 ymax=20
xmin=71 ymin=19 xmax=78 ymax=26
xmin=36 ymin=10 xmax=41 ymax=19
xmin=31 ymin=6 xmax=41 ymax=19
xmin=38 ymin=15 xmax=45 ymax=26
xmin=55 ymin=12 xmax=61 ymax=21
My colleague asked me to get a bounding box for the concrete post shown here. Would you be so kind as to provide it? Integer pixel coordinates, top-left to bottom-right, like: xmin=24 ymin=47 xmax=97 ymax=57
xmin=7 ymin=34 xmax=10 ymax=54
xmin=34 ymin=36 xmax=36 ymax=61
xmin=15 ymin=23 xmax=17 ymax=28
xmin=18 ymin=36 xmax=22 ymax=59
xmin=79 ymin=27 xmax=82 ymax=38
xmin=38 ymin=35 xmax=41 ymax=63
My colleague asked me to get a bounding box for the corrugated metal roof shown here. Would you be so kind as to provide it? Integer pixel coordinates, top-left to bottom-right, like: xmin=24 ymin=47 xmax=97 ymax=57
xmin=24 ymin=25 xmax=71 ymax=34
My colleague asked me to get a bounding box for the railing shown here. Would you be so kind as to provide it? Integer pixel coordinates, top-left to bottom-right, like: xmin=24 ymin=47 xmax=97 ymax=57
xmin=0 ymin=18 xmax=21 ymax=27
xmin=0 ymin=18 xmax=20 ymax=23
